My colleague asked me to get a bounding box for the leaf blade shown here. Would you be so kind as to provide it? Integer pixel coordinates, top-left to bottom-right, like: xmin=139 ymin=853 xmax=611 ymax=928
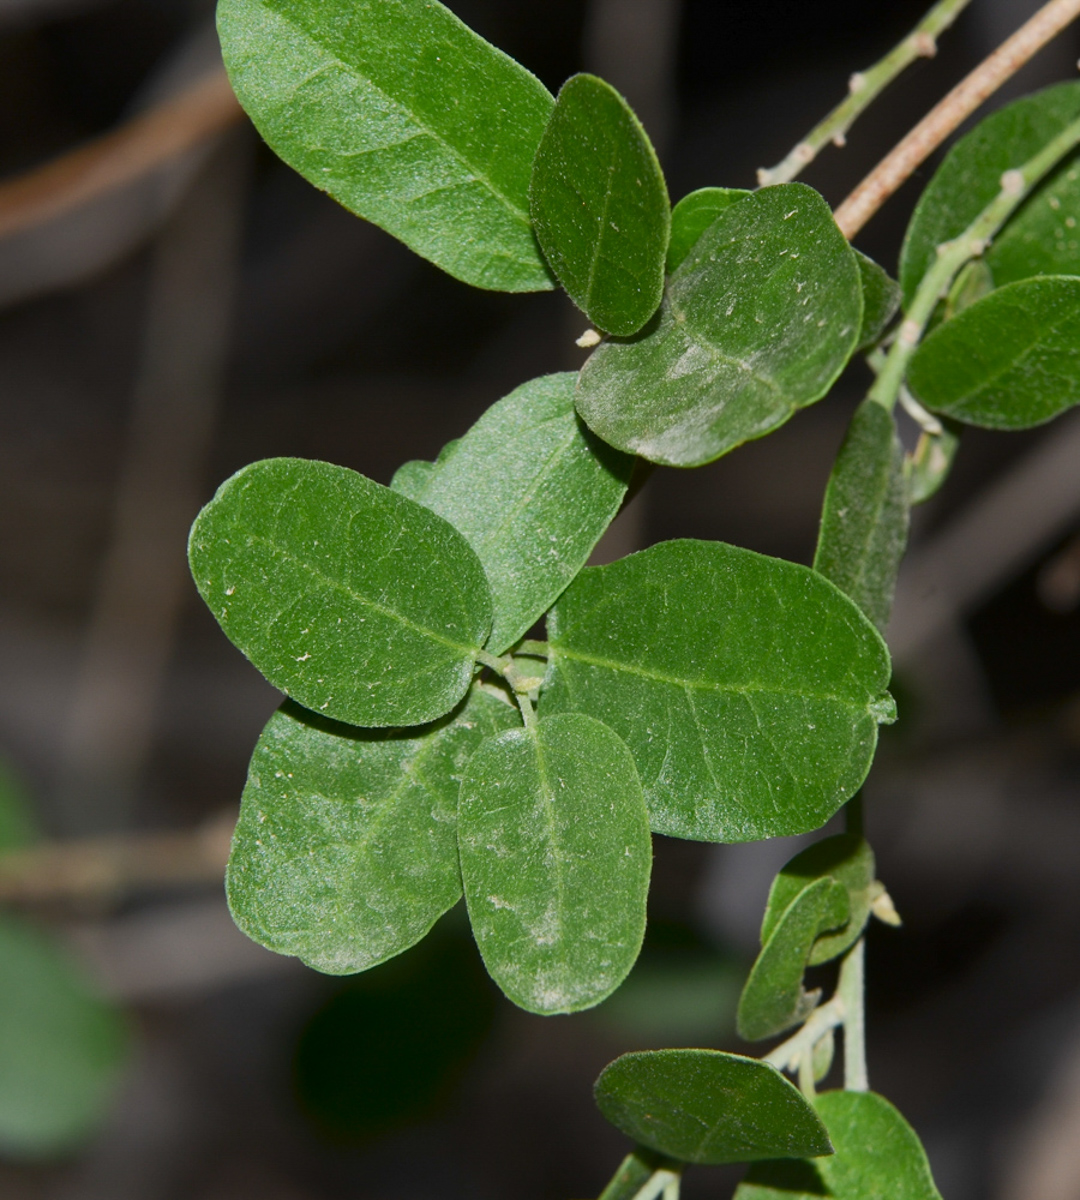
xmin=188 ymin=458 xmax=493 ymax=727
xmin=458 ymin=712 xmax=651 ymax=1014
xmin=218 ymin=0 xmax=555 ymax=292
xmin=666 ymin=187 xmax=751 ymax=273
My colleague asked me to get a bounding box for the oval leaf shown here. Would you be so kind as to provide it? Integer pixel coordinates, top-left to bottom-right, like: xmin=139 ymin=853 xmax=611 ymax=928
xmin=907 ymin=276 xmax=1080 ymax=429
xmin=814 ymin=399 xmax=909 ymax=633
xmin=595 ymin=1049 xmax=833 ymax=1165
xmin=900 ymin=81 xmax=1080 ymax=306
xmin=189 ymin=458 xmax=492 ymax=727
xmin=218 ymin=0 xmax=555 ymax=292
xmin=399 ymin=373 xmax=634 ymax=654
xmin=530 ymin=74 xmax=670 ymax=336
xmin=854 ymin=251 xmax=901 ymax=351
xmin=227 ymin=688 xmax=519 ymax=975
xmin=667 ymin=187 xmax=750 ymax=274
xmin=458 ymin=712 xmax=651 ymax=1014
xmin=574 ymin=183 xmax=862 ymax=467
xmin=0 ymin=915 xmax=128 ymax=1157
xmin=542 ymin=540 xmax=895 ymax=843
xmin=737 ymin=878 xmax=849 ymax=1042
xmin=761 ymin=834 xmax=877 ymax=967
xmin=736 ymin=1090 xmax=942 ymax=1200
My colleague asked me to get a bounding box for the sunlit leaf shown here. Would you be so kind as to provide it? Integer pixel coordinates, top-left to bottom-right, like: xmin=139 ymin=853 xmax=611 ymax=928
xmin=218 ymin=0 xmax=555 ymax=291
xmin=227 ymin=688 xmax=518 ymax=975
xmin=458 ymin=712 xmax=651 ymax=1014
xmin=189 ymin=458 xmax=492 ymax=727
xmin=574 ymin=183 xmax=862 ymax=467
xmin=594 ymin=1049 xmax=833 ymax=1165
xmin=736 ymin=1090 xmax=943 ymax=1200
xmin=531 ymin=74 xmax=669 ymax=336
xmin=666 ymin=187 xmax=750 ymax=273
xmin=814 ymin=400 xmax=909 ymax=633
xmin=908 ymin=276 xmax=1080 ymax=429
xmin=542 ymin=540 xmax=895 ymax=842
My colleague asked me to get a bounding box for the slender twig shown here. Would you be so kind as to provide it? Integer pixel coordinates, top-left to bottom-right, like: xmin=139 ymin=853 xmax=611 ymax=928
xmin=868 ymin=112 xmax=1080 ymax=411
xmin=835 ymin=0 xmax=1080 ymax=239
xmin=0 ymin=69 xmax=242 ymax=240
xmin=837 ymin=940 xmax=868 ymax=1092
xmin=764 ymin=994 xmax=846 ymax=1073
xmin=758 ymin=0 xmax=973 ymax=187
xmin=632 ymin=1170 xmax=682 ymax=1200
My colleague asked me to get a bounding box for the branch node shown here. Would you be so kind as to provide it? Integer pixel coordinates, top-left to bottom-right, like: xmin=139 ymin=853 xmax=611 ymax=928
xmin=832 ymin=132 xmax=847 ymax=148
xmin=848 ymin=71 xmax=867 ymax=94
xmin=1000 ymin=167 xmax=1026 ymax=196
xmin=913 ymin=31 xmax=939 ymax=57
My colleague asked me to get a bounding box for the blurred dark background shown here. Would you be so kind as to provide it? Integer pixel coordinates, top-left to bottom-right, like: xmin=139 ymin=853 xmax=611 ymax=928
xmin=1 ymin=0 xmax=1080 ymax=1196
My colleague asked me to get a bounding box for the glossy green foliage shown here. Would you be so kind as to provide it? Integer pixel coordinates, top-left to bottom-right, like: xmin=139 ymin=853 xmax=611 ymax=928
xmin=762 ymin=835 xmax=877 ymax=967
xmin=908 ymin=276 xmax=1080 ymax=429
xmin=595 ymin=1050 xmax=833 ymax=1165
xmin=217 ymin=0 xmax=555 ymax=292
xmin=393 ymin=374 xmax=634 ymax=654
xmin=854 ymin=251 xmax=901 ymax=351
xmin=814 ymin=400 xmax=909 ymax=633
xmin=900 ymin=81 xmax=1080 ymax=305
xmin=737 ymin=878 xmax=849 ymax=1042
xmin=736 ymin=1090 xmax=943 ymax=1200
xmin=542 ymin=540 xmax=895 ymax=843
xmin=574 ymin=183 xmax=862 ymax=467
xmin=189 ymin=458 xmax=492 ymax=727
xmin=227 ymin=689 xmax=518 ymax=975
xmin=458 ymin=713 xmax=651 ymax=1014
xmin=531 ymin=74 xmax=670 ymax=336
xmin=0 ymin=915 xmax=128 ymax=1157
xmin=666 ymin=187 xmax=750 ymax=273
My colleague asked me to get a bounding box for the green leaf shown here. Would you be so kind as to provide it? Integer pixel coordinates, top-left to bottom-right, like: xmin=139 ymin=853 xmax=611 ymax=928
xmin=574 ymin=183 xmax=862 ymax=468
xmin=189 ymin=458 xmax=493 ymax=728
xmin=737 ymin=878 xmax=850 ymax=1042
xmin=530 ymin=74 xmax=670 ymax=336
xmin=458 ymin=712 xmax=651 ymax=1014
xmin=599 ymin=1149 xmax=672 ymax=1200
xmin=736 ymin=1090 xmax=943 ymax=1200
xmin=0 ymin=914 xmax=128 ymax=1157
xmin=811 ymin=1028 xmax=835 ymax=1083
xmin=388 ymin=460 xmax=436 ymax=503
xmin=594 ymin=1049 xmax=833 ymax=1165
xmin=900 ymin=81 xmax=1080 ymax=306
xmin=217 ymin=0 xmax=555 ymax=293
xmin=666 ymin=187 xmax=751 ymax=273
xmin=814 ymin=400 xmax=909 ymax=633
xmin=226 ymin=687 xmax=518 ymax=975
xmin=541 ymin=540 xmax=895 ymax=843
xmin=907 ymin=276 xmax=1080 ymax=429
xmin=907 ymin=423 xmax=960 ymax=506
xmin=0 ymin=758 xmax=38 ymax=851
xmin=401 ymin=373 xmax=634 ymax=654
xmin=761 ymin=834 xmax=877 ymax=967
xmin=854 ymin=251 xmax=901 ymax=351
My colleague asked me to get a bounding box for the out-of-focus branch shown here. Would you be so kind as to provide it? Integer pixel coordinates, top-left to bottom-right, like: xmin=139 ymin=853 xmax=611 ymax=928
xmin=0 ymin=812 xmax=234 ymax=905
xmin=834 ymin=0 xmax=1080 ymax=239
xmin=0 ymin=68 xmax=242 ymax=240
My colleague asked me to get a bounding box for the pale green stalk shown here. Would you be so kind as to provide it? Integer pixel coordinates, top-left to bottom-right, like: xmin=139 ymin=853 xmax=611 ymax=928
xmin=763 ymin=994 xmax=846 ymax=1073
xmin=838 ymin=940 xmax=868 ymax=1092
xmin=869 ymin=112 xmax=1080 ymax=412
xmin=758 ymin=0 xmax=972 ymax=186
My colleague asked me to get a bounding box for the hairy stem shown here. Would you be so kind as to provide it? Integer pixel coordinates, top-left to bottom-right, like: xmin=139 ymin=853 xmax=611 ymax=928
xmin=835 ymin=0 xmax=1080 ymax=238
xmin=598 ymin=1150 xmax=677 ymax=1200
xmin=758 ymin=0 xmax=972 ymax=187
xmin=764 ymin=994 xmax=846 ymax=1073
xmin=838 ymin=939 xmax=868 ymax=1092
xmin=868 ymin=111 xmax=1080 ymax=412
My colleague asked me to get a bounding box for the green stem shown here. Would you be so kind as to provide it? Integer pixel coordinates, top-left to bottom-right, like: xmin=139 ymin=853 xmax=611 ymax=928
xmin=475 ymin=649 xmax=539 ymax=729
xmin=838 ymin=939 xmax=868 ymax=1092
xmin=633 ymin=1170 xmax=682 ymax=1200
xmin=798 ymin=1048 xmax=817 ymax=1100
xmin=763 ymin=995 xmax=846 ymax=1073
xmin=868 ymin=111 xmax=1080 ymax=413
xmin=758 ymin=0 xmax=972 ymax=186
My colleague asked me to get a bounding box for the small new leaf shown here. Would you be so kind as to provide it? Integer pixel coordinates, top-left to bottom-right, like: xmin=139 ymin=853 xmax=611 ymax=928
xmin=814 ymin=400 xmax=909 ymax=633
xmin=761 ymin=834 xmax=877 ymax=967
xmin=594 ymin=1049 xmax=833 ymax=1165
xmin=531 ymin=74 xmax=670 ymax=336
xmin=737 ymin=878 xmax=850 ymax=1042
xmin=400 ymin=373 xmax=633 ymax=654
xmin=736 ymin=1090 xmax=943 ymax=1200
xmin=666 ymin=187 xmax=750 ymax=274
xmin=458 ymin=713 xmax=651 ymax=1014
xmin=218 ymin=0 xmax=555 ymax=292
xmin=226 ymin=688 xmax=519 ymax=975
xmin=189 ymin=458 xmax=493 ymax=728
xmin=542 ymin=540 xmax=895 ymax=843
xmin=908 ymin=276 xmax=1080 ymax=429
xmin=575 ymin=183 xmax=862 ymax=467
